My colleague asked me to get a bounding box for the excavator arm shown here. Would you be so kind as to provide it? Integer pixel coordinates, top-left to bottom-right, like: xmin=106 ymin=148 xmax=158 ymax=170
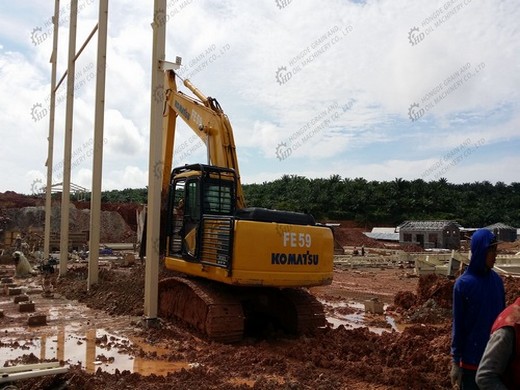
xmin=161 ymin=70 xmax=245 ymax=209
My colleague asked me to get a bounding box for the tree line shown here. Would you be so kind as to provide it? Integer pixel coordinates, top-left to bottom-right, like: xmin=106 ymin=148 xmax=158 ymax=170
xmin=84 ymin=176 xmax=520 ymax=228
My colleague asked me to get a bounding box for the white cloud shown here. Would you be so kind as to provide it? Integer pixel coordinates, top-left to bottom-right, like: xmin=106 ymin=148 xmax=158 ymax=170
xmin=0 ymin=0 xmax=519 ymax=194
xmin=104 ymin=165 xmax=148 ymax=190
xmin=104 ymin=109 xmax=147 ymax=156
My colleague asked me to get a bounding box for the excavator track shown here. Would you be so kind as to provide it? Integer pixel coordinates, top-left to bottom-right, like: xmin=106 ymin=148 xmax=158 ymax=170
xmin=241 ymin=287 xmax=326 ymax=335
xmin=159 ymin=277 xmax=326 ymax=342
xmin=279 ymin=288 xmax=326 ymax=334
xmin=158 ymin=277 xmax=245 ymax=343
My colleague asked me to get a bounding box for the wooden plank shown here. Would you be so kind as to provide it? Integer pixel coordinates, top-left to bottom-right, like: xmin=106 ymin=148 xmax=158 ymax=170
xmin=0 ymin=367 xmax=68 ymax=382
xmin=0 ymin=361 xmax=61 ymax=373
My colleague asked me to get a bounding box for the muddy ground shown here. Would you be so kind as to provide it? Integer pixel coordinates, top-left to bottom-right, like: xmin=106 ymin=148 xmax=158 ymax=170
xmin=3 ymin=261 xmax=519 ymax=390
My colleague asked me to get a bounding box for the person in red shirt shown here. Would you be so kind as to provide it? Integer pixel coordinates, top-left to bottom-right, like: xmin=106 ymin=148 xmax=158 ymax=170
xmin=476 ymin=297 xmax=520 ymax=389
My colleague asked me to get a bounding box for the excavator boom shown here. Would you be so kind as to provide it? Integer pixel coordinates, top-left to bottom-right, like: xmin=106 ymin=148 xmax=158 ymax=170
xmin=161 ymin=70 xmax=245 ymax=209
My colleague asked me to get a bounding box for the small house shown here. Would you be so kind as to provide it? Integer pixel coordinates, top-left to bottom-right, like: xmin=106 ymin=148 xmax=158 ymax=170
xmin=485 ymin=223 xmax=517 ymax=242
xmin=398 ymin=220 xmax=461 ymax=249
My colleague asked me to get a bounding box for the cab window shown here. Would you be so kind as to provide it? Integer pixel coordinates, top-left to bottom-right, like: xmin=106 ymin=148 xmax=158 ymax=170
xmin=185 ymin=180 xmax=200 ymax=219
xmin=203 ymin=180 xmax=233 ymax=215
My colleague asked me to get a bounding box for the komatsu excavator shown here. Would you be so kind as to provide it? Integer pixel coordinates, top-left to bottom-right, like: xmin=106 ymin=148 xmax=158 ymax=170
xmin=156 ymin=69 xmax=333 ymax=342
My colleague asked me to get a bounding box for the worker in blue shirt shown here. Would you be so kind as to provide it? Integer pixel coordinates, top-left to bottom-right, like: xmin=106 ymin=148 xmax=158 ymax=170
xmin=450 ymin=228 xmax=505 ymax=389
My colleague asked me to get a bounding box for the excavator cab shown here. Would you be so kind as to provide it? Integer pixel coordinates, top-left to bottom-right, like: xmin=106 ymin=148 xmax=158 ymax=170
xmin=166 ymin=164 xmax=237 ymax=267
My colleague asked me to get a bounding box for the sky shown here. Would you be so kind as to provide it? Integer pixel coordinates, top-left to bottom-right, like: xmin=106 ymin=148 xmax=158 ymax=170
xmin=0 ymin=0 xmax=519 ymax=195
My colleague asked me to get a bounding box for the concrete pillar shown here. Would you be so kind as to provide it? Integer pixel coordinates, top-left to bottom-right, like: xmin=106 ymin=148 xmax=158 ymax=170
xmin=59 ymin=0 xmax=78 ymax=275
xmin=143 ymin=0 xmax=166 ymax=321
xmin=44 ymin=0 xmax=60 ymax=260
xmin=88 ymin=0 xmax=108 ymax=288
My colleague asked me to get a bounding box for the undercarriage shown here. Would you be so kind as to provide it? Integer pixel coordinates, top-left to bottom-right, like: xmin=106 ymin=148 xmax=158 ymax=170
xmin=158 ymin=277 xmax=326 ymax=343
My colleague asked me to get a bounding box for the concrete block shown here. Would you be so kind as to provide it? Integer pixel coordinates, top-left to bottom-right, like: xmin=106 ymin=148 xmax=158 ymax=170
xmin=7 ymin=287 xmax=22 ymax=296
xmin=123 ymin=253 xmax=135 ymax=266
xmin=364 ymin=298 xmax=384 ymax=314
xmin=27 ymin=314 xmax=47 ymax=326
xmin=18 ymin=302 xmax=35 ymax=313
xmin=14 ymin=295 xmax=30 ymax=303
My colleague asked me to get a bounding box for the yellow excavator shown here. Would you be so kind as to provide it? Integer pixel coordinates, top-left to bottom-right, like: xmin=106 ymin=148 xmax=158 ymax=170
xmin=156 ymin=69 xmax=334 ymax=342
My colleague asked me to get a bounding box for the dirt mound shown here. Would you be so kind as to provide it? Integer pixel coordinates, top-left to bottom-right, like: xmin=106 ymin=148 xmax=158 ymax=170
xmin=0 ymin=192 xmax=140 ymax=244
xmin=0 ymin=191 xmax=41 ymax=209
xmin=504 ymin=275 xmax=520 ymax=305
xmin=390 ymin=274 xmax=454 ymax=324
xmin=394 ymin=291 xmax=416 ymax=310
xmin=333 ymin=227 xmax=386 ymax=248
xmin=55 ymin=267 xmax=147 ymax=316
xmin=74 ymin=201 xmax=142 ymax=232
xmin=331 ymin=223 xmax=425 ymax=252
xmin=393 ymin=272 xmax=520 ymax=324
xmin=3 ymin=205 xmax=136 ymax=244
xmin=416 ymin=274 xmax=454 ymax=309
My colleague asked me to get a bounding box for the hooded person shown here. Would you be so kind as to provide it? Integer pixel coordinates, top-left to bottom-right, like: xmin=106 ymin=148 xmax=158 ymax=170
xmin=450 ymin=229 xmax=505 ymax=389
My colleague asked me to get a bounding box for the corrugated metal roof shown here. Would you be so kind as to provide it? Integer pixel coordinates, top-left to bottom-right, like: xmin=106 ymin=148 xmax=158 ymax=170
xmin=371 ymin=227 xmax=397 ymax=234
xmin=364 ymin=232 xmax=399 ymax=241
xmin=485 ymin=222 xmax=516 ymax=230
xmin=398 ymin=220 xmax=461 ymax=231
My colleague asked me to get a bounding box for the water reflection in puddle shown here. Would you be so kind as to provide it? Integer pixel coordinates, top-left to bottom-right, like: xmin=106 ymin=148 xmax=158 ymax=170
xmin=0 ymin=325 xmax=190 ymax=375
xmin=321 ymin=300 xmax=398 ymax=334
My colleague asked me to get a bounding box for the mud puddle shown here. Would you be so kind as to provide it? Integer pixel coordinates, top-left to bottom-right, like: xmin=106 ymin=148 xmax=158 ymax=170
xmin=322 ymin=300 xmax=397 ymax=334
xmin=1 ymin=288 xmax=192 ymax=376
xmin=0 ymin=325 xmax=190 ymax=375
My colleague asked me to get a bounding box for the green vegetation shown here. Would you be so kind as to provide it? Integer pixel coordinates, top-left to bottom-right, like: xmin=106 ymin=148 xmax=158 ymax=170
xmin=244 ymin=176 xmax=520 ymax=227
xmin=85 ymin=177 xmax=520 ymax=227
xmin=76 ymin=188 xmax=147 ymax=204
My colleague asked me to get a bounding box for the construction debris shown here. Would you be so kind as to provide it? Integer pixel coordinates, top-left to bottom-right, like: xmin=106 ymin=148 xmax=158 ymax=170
xmin=0 ymin=362 xmax=68 ymax=384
